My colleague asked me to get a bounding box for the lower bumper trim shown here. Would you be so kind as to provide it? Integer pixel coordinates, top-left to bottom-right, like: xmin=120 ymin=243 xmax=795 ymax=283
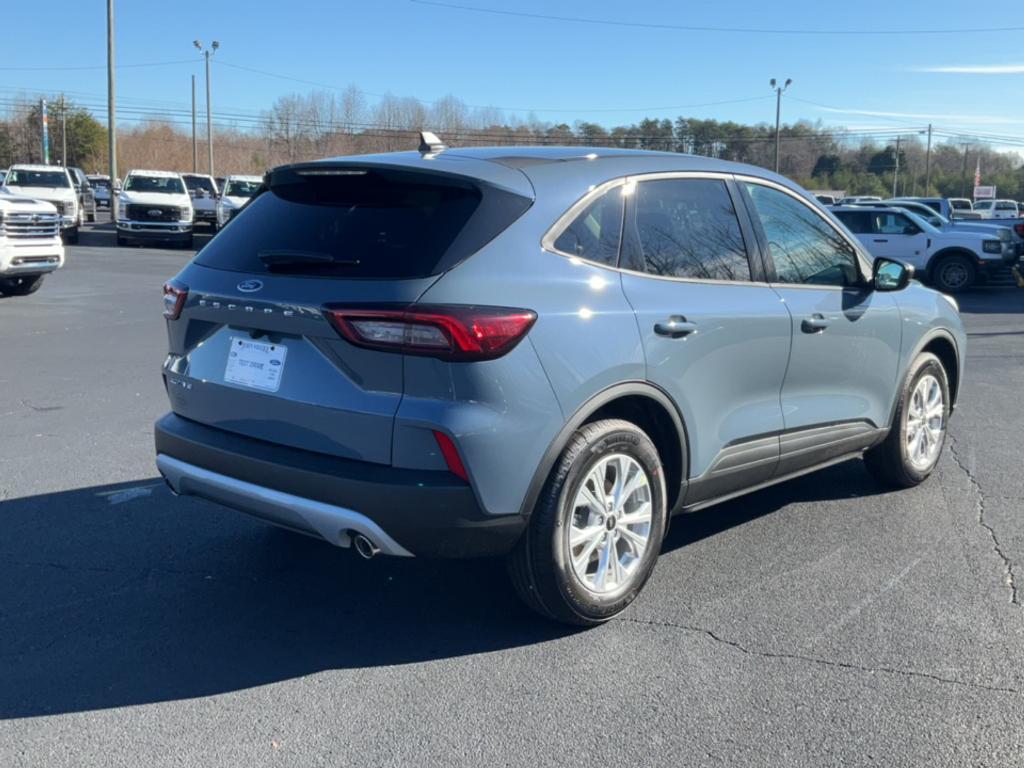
xmin=157 ymin=453 xmax=414 ymax=557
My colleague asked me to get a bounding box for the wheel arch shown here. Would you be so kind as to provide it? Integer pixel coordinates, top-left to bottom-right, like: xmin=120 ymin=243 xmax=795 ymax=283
xmin=889 ymin=328 xmax=962 ymax=427
xmin=517 ymin=382 xmax=690 ymax=521
xmin=925 ymin=247 xmax=975 ymax=279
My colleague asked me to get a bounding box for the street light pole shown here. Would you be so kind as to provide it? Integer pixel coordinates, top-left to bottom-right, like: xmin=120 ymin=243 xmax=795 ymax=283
xmin=107 ymin=0 xmax=117 ymax=187
xmin=193 ymin=40 xmax=219 ymax=177
xmin=770 ymin=78 xmax=792 ymax=174
xmin=191 ymin=75 xmax=198 ymax=173
xmin=924 ymin=123 xmax=933 ymax=196
xmin=892 ymin=136 xmax=901 ymax=198
xmin=60 ymin=94 xmax=67 ymax=166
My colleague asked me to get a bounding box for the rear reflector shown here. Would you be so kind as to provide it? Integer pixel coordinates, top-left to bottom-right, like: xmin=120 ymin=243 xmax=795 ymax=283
xmin=163 ymin=281 xmax=188 ymax=319
xmin=433 ymin=431 xmax=469 ymax=482
xmin=325 ymin=304 xmax=537 ymax=361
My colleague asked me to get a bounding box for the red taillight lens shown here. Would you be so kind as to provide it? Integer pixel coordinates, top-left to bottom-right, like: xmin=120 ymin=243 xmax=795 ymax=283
xmin=325 ymin=305 xmax=537 ymax=361
xmin=433 ymin=430 xmax=469 ymax=482
xmin=162 ymin=281 xmax=188 ymax=320
xmin=1013 ymin=223 xmax=1024 ymax=237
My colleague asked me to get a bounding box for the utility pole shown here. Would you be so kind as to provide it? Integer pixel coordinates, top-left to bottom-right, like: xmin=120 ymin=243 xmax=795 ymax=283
xmin=41 ymin=99 xmax=49 ymax=164
xmin=924 ymin=124 xmax=933 ymax=196
xmin=191 ymin=75 xmax=198 ymax=173
xmin=106 ymin=0 xmax=117 ymax=187
xmin=892 ymin=136 xmax=901 ymax=198
xmin=60 ymin=94 xmax=67 ymax=166
xmin=194 ymin=40 xmax=219 ymax=176
xmin=770 ymin=78 xmax=792 ymax=174
xmin=960 ymin=143 xmax=970 ymax=198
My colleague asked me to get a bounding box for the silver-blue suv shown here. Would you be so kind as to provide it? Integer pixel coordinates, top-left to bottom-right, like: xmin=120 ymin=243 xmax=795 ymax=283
xmin=155 ymin=143 xmax=966 ymax=625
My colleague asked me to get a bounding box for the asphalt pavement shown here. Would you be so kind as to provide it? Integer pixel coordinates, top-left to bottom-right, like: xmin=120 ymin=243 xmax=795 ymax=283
xmin=1 ymin=216 xmax=1022 ymax=766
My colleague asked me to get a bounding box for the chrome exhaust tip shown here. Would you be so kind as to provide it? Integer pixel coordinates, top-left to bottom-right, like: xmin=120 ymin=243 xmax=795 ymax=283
xmin=352 ymin=533 xmax=380 ymax=560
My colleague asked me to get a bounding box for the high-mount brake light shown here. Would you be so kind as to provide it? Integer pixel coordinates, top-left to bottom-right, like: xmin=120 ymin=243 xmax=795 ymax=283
xmin=325 ymin=305 xmax=537 ymax=362
xmin=162 ymin=281 xmax=188 ymax=319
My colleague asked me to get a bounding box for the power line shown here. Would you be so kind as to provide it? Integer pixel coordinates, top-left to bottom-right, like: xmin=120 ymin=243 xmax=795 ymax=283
xmin=0 ymin=59 xmax=196 ymax=72
xmin=410 ymin=0 xmax=1024 ymax=35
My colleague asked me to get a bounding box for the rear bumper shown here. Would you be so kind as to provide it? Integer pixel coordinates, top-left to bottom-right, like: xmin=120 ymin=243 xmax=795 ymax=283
xmin=154 ymin=412 xmax=527 ymax=558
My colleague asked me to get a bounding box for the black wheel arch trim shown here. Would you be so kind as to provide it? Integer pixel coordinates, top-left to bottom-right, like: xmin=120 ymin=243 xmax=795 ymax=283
xmin=516 ymin=381 xmax=690 ymax=521
xmin=888 ymin=327 xmax=962 ymax=427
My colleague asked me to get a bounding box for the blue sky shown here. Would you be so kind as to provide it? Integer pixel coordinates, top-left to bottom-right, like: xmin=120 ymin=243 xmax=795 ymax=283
xmin=5 ymin=0 xmax=1024 ymax=148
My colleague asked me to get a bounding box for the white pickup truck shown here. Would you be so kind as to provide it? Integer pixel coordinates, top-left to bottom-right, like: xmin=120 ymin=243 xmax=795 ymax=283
xmin=832 ymin=204 xmax=1016 ymax=292
xmin=116 ymin=170 xmax=194 ymax=248
xmin=215 ymin=174 xmax=261 ymax=230
xmin=2 ymin=165 xmax=81 ymax=243
xmin=181 ymin=173 xmax=219 ymax=229
xmin=0 ymin=192 xmax=65 ymax=296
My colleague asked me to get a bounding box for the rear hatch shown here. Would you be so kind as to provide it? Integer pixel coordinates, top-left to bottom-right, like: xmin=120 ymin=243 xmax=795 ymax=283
xmin=165 ymin=159 xmax=532 ymax=464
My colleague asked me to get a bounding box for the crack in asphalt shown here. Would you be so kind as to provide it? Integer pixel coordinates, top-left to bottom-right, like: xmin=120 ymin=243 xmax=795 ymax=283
xmin=947 ymin=435 xmax=1020 ymax=606
xmin=619 ymin=615 xmax=1022 ymax=696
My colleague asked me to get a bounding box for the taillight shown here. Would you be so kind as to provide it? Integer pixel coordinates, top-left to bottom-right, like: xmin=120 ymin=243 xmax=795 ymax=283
xmin=162 ymin=281 xmax=188 ymax=319
xmin=433 ymin=430 xmax=469 ymax=482
xmin=1014 ymin=223 xmax=1024 ymax=237
xmin=325 ymin=305 xmax=537 ymax=361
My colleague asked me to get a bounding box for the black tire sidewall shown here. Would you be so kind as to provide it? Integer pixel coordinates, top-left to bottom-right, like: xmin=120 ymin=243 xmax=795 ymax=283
xmin=895 ymin=354 xmax=949 ymax=482
xmin=932 ymin=255 xmax=974 ymax=293
xmin=548 ymin=425 xmax=666 ymax=622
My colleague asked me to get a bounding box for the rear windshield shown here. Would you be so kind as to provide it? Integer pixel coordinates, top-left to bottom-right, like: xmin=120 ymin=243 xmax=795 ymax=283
xmin=125 ymin=175 xmax=186 ymax=194
xmin=183 ymin=175 xmax=217 ymax=194
xmin=6 ymin=169 xmax=70 ymax=188
xmin=194 ymin=166 xmax=532 ymax=279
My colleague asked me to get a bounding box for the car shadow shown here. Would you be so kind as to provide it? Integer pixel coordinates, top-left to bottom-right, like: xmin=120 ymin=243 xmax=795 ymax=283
xmin=1 ymin=459 xmax=884 ymax=720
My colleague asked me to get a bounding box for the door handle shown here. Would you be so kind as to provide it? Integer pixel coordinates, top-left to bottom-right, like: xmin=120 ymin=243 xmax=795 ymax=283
xmin=873 ymin=238 xmax=889 ymax=243
xmin=801 ymin=314 xmax=832 ymax=333
xmin=654 ymin=315 xmax=697 ymax=338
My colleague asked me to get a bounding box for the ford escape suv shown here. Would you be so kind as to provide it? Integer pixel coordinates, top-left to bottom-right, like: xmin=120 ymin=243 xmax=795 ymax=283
xmin=155 ymin=143 xmax=966 ymax=626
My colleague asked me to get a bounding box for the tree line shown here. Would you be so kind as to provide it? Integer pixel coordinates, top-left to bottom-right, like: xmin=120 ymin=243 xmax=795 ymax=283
xmin=1 ymin=90 xmax=1022 ymax=199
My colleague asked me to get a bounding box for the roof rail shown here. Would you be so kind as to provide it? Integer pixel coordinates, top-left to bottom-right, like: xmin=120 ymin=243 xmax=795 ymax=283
xmin=419 ymin=131 xmax=448 ymax=156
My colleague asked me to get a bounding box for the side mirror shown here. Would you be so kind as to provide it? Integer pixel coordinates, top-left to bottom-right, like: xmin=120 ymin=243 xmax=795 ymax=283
xmin=873 ymin=257 xmax=913 ymax=291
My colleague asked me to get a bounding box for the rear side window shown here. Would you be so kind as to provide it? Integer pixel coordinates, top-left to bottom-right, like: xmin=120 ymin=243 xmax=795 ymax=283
xmin=624 ymin=178 xmax=751 ymax=281
xmin=871 ymin=212 xmax=916 ymax=235
xmin=552 ymin=187 xmax=624 ymax=266
xmin=996 ymin=201 xmax=1017 ymax=211
xmin=194 ymin=167 xmax=532 ymax=279
xmin=834 ymin=210 xmax=871 ymax=234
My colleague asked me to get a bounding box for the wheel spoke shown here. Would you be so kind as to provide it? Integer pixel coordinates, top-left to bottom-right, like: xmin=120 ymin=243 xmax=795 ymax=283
xmin=570 ymin=524 xmax=604 ymax=548
xmin=616 ymin=470 xmax=647 ymax=512
xmin=619 ymin=525 xmax=648 ymax=555
xmin=593 ymin=538 xmax=611 ymax=590
xmin=618 ymin=502 xmax=652 ymax=527
xmin=572 ymin=532 xmax=603 ymax=574
xmin=578 ymin=484 xmax=604 ymax=515
xmin=609 ymin=539 xmax=624 ymax=586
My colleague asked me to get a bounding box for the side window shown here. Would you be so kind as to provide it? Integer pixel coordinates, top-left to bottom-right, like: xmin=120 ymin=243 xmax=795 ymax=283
xmin=625 ymin=178 xmax=751 ymax=281
xmin=745 ymin=183 xmax=861 ymax=287
xmin=552 ymin=187 xmax=624 ymax=267
xmin=834 ymin=210 xmax=872 ymax=234
xmin=872 ymin=212 xmax=914 ymax=235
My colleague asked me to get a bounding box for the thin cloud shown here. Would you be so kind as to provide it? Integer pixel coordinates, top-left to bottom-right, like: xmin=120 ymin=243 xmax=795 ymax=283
xmin=813 ymin=106 xmax=1019 ymax=125
xmin=917 ymin=63 xmax=1024 ymax=74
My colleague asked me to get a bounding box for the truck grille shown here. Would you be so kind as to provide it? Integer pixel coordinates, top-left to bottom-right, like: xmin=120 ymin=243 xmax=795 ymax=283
xmin=126 ymin=204 xmax=181 ymax=222
xmin=4 ymin=212 xmax=61 ymax=239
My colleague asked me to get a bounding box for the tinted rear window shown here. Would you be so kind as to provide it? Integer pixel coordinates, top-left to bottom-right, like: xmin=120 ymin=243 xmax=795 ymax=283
xmin=194 ymin=167 xmax=532 ymax=279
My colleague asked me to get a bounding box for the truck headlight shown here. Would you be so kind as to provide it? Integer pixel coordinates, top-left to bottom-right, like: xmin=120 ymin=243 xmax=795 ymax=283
xmin=983 ymin=240 xmax=1002 ymax=254
xmin=180 ymin=207 xmax=193 ymax=222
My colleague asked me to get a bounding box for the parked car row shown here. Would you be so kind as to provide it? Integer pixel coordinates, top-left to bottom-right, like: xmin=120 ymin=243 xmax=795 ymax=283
xmin=823 ymin=196 xmax=1023 ymax=292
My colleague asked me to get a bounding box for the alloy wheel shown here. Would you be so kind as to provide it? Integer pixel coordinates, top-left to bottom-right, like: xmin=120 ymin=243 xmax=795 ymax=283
xmin=906 ymin=373 xmax=945 ymax=470
xmin=567 ymin=453 xmax=653 ymax=594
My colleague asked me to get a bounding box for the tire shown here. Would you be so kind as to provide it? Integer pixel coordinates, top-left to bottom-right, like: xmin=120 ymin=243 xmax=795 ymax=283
xmin=864 ymin=352 xmax=950 ymax=488
xmin=0 ymin=275 xmax=44 ymax=296
xmin=116 ymin=235 xmax=126 ymax=247
xmin=87 ymin=212 xmax=96 ymax=223
xmin=508 ymin=419 xmax=668 ymax=626
xmin=931 ymin=254 xmax=975 ymax=293
xmin=63 ymin=227 xmax=79 ymax=245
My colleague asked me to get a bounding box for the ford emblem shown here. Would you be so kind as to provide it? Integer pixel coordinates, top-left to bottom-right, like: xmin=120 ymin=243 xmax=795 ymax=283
xmin=148 ymin=209 xmax=163 ymax=217
xmin=237 ymin=279 xmax=263 ymax=293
